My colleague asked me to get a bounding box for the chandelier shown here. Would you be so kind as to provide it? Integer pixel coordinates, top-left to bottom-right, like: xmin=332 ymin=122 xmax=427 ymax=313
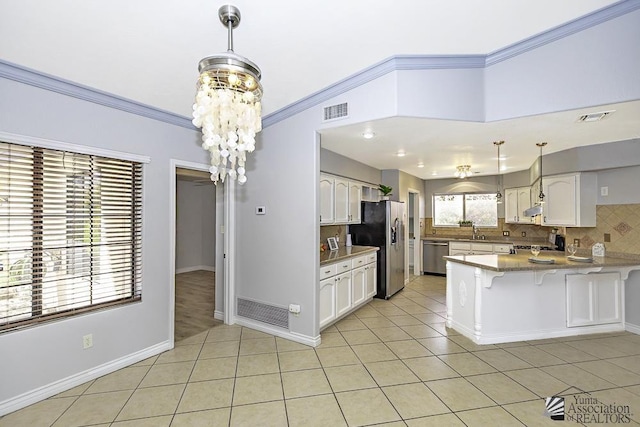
xmin=455 ymin=165 xmax=472 ymax=179
xmin=493 ymin=141 xmax=504 ymax=203
xmin=192 ymin=5 xmax=263 ymax=185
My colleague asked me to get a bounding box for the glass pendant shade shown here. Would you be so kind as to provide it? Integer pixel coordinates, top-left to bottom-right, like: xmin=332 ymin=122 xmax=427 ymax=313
xmin=192 ymin=5 xmax=263 ymax=185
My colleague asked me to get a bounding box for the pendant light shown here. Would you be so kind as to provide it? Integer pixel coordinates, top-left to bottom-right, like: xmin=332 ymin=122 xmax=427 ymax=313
xmin=192 ymin=5 xmax=263 ymax=185
xmin=536 ymin=142 xmax=547 ymax=204
xmin=493 ymin=141 xmax=504 ymax=203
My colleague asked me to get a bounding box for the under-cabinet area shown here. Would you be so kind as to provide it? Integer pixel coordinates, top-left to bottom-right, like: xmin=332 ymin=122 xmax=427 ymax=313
xmin=319 ymin=247 xmax=378 ymax=329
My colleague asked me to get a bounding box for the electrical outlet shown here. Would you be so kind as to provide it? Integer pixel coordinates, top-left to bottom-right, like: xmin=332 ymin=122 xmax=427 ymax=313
xmin=521 ymin=232 xmax=526 ymax=237
xmin=502 ymin=231 xmax=510 ymax=237
xmin=288 ymin=304 xmax=301 ymax=316
xmin=82 ymin=333 xmax=93 ymax=349
xmin=573 ymin=238 xmax=580 ymax=247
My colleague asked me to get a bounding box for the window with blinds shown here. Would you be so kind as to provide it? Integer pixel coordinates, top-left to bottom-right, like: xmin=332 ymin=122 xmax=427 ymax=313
xmin=0 ymin=141 xmax=143 ymax=332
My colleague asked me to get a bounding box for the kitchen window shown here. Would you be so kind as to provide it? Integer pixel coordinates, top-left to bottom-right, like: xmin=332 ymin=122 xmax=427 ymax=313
xmin=433 ymin=193 xmax=498 ymax=227
xmin=0 ymin=141 xmax=143 ymax=332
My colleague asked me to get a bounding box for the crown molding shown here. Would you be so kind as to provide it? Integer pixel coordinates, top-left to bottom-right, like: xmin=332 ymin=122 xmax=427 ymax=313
xmin=486 ymin=0 xmax=640 ymax=66
xmin=0 ymin=60 xmax=195 ymax=130
xmin=1 ymin=1 xmax=637 ymax=132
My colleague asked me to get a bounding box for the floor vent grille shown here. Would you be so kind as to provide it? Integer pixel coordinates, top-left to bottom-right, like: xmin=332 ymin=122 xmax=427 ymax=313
xmin=323 ymin=102 xmax=348 ymax=121
xmin=237 ymin=298 xmax=289 ymax=329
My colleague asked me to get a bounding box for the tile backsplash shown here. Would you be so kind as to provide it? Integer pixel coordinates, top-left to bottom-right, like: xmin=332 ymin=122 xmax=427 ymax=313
xmin=320 ymin=225 xmax=347 ymax=248
xmin=565 ymin=204 xmax=640 ymax=258
xmin=421 ymin=203 xmax=640 ymax=259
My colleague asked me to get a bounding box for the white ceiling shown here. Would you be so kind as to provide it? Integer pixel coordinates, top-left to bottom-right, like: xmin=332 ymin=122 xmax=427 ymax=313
xmin=2 ymin=0 xmax=637 ymax=179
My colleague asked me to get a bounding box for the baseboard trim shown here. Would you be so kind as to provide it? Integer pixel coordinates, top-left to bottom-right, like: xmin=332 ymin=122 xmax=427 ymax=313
xmin=625 ymin=322 xmax=640 ymax=335
xmin=214 ymin=310 xmax=224 ymax=321
xmin=175 ymin=265 xmax=215 ymax=274
xmin=234 ymin=317 xmax=320 ymax=347
xmin=0 ymin=341 xmax=172 ymax=416
xmin=451 ymin=321 xmax=625 ymax=345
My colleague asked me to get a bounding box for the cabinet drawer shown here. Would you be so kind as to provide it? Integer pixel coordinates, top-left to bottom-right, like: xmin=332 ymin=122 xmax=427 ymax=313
xmin=366 ymin=252 xmax=377 ymax=264
xmin=493 ymin=244 xmax=512 ymax=254
xmin=336 ymin=259 xmax=352 ymax=274
xmin=319 ymin=264 xmax=337 ymax=280
xmin=471 ymin=243 xmax=493 ymax=252
xmin=449 ymin=242 xmax=471 ymax=251
xmin=352 ymin=255 xmax=368 ymax=269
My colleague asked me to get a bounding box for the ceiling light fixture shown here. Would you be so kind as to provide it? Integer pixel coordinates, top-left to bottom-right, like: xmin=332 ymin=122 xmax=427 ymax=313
xmin=493 ymin=140 xmax=504 ymax=204
xmin=396 ymin=151 xmax=406 ymax=157
xmin=454 ymin=165 xmax=472 ymax=179
xmin=417 ymin=162 xmax=424 ymax=168
xmin=362 ymin=131 xmax=375 ymax=139
xmin=536 ymin=142 xmax=547 ymax=203
xmin=577 ymin=110 xmax=615 ymax=122
xmin=192 ymin=5 xmax=263 ymax=185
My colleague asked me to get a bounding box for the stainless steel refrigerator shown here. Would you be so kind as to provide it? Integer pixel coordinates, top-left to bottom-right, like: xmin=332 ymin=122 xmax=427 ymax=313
xmin=350 ymin=200 xmax=405 ymax=299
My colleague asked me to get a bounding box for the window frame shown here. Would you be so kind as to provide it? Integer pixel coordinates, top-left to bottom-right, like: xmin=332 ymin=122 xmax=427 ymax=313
xmin=432 ymin=192 xmax=499 ymax=228
xmin=0 ymin=133 xmax=149 ymax=333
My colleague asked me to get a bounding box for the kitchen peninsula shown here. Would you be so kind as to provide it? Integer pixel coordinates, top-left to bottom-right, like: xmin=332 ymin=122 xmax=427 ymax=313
xmin=444 ymin=253 xmax=640 ymax=345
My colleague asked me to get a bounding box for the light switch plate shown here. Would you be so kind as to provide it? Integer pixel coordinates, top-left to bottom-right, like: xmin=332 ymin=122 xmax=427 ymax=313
xmin=255 ymin=206 xmax=266 ymax=215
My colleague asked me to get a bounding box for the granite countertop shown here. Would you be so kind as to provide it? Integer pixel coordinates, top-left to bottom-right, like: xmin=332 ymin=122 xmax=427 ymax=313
xmin=421 ymin=236 xmax=549 ymax=246
xmin=320 ymin=245 xmax=379 ymax=266
xmin=444 ymin=252 xmax=640 ymax=272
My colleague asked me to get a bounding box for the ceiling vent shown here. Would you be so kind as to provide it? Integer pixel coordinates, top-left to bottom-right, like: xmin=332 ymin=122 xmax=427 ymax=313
xmin=323 ymin=102 xmax=349 ymax=121
xmin=577 ymin=110 xmax=615 ymax=122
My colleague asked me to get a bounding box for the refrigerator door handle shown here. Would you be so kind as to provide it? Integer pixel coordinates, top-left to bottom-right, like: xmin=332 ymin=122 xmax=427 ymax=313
xmin=391 ymin=218 xmax=399 ymax=245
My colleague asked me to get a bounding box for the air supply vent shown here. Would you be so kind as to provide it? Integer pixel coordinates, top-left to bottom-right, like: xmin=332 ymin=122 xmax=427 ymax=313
xmin=577 ymin=110 xmax=615 ymax=122
xmin=237 ymin=298 xmax=289 ymax=329
xmin=323 ymin=102 xmax=349 ymax=121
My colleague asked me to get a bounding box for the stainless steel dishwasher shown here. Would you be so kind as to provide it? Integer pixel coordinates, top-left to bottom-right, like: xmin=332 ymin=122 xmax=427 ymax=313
xmin=423 ymin=240 xmax=449 ymax=275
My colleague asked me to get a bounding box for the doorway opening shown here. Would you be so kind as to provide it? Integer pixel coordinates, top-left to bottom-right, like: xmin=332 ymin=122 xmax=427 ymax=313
xmin=407 ymin=189 xmax=421 ymax=276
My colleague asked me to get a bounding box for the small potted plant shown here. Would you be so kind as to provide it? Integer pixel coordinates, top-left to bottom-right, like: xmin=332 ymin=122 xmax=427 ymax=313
xmin=379 ymin=184 xmax=393 ymax=200
xmin=458 ymin=220 xmax=473 ymax=227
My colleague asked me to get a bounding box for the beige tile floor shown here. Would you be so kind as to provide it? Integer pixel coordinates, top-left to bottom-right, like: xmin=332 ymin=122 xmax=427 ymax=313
xmin=3 ymin=274 xmax=640 ymax=426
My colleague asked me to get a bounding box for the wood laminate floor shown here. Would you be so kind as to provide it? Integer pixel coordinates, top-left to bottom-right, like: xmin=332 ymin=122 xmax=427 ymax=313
xmin=174 ymin=270 xmax=219 ymax=342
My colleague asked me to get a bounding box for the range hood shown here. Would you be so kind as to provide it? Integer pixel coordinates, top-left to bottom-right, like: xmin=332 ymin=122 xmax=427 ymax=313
xmin=523 ymin=204 xmax=543 ymax=217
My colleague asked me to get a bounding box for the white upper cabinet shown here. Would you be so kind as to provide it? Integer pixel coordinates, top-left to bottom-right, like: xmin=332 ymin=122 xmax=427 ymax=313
xmin=334 ymin=178 xmax=350 ymax=223
xmin=319 ymin=173 xmax=363 ymax=225
xmin=505 ymin=187 xmax=532 ymax=224
xmin=541 ymin=173 xmax=596 ymax=227
xmin=348 ymin=182 xmax=362 ymax=223
xmin=319 ymin=174 xmax=335 ymax=224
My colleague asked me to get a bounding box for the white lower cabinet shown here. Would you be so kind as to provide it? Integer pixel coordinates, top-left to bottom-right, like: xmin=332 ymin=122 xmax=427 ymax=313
xmin=319 ymin=252 xmax=378 ymax=329
xmin=352 ymin=267 xmax=366 ymax=307
xmin=566 ymin=272 xmax=621 ymax=327
xmin=318 ymin=278 xmax=337 ymax=327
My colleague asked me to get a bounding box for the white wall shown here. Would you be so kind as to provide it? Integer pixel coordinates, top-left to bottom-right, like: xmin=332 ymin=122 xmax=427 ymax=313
xmin=176 ymin=179 xmax=216 ymax=273
xmin=0 ymin=76 xmax=208 ymax=411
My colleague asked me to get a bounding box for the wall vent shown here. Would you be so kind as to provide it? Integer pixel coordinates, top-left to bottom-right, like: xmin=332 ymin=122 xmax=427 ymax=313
xmin=577 ymin=110 xmax=615 ymax=122
xmin=237 ymin=298 xmax=289 ymax=329
xmin=323 ymin=102 xmax=349 ymax=121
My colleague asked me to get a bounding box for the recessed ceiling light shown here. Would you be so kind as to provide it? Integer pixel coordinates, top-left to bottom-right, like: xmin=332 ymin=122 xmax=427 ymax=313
xmin=362 ymin=131 xmax=375 ymax=139
xmin=431 ymin=171 xmax=438 ymax=176
xmin=577 ymin=110 xmax=615 ymax=122
xmin=396 ymin=151 xmax=406 ymax=157
xmin=417 ymin=162 xmax=424 ymax=168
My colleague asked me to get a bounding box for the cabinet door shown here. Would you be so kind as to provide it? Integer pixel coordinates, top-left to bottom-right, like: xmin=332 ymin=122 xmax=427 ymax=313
xmin=335 ymin=272 xmax=352 ymax=317
xmin=352 ymin=267 xmax=366 ymax=306
xmin=595 ymin=273 xmax=621 ymax=324
xmin=543 ymin=175 xmax=576 ymax=226
xmin=566 ymin=276 xmax=594 ymax=327
xmin=516 ymin=187 xmax=532 ymax=223
xmin=366 ymin=263 xmax=377 ymax=298
xmin=504 ymin=188 xmax=519 ymax=223
xmin=320 ymin=174 xmax=335 ymax=224
xmin=319 ymin=278 xmax=337 ymax=328
xmin=348 ymin=182 xmax=362 ymax=223
xmin=334 ymin=178 xmax=349 ymax=224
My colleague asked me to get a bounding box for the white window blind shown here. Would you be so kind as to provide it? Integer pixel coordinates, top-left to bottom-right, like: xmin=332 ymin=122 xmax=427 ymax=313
xmin=0 ymin=141 xmax=142 ymax=332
